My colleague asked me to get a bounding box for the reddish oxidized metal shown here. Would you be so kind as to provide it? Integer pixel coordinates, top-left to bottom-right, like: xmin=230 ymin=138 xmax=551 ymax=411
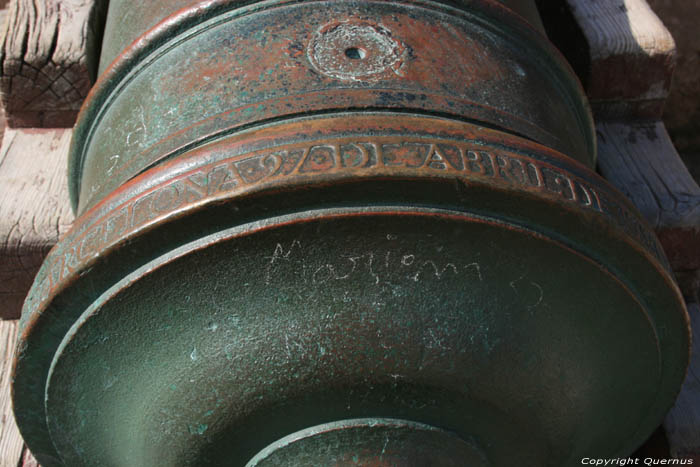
xmin=12 ymin=1 xmax=689 ymax=466
xmin=68 ymin=0 xmax=595 ymax=213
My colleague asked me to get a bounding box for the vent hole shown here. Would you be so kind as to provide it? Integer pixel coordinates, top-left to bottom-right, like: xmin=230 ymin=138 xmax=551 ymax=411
xmin=344 ymin=47 xmax=366 ymax=60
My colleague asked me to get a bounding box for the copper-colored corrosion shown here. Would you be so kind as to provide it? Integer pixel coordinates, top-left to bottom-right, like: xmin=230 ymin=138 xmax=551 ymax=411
xmin=69 ymin=0 xmax=595 ymax=213
xmin=12 ymin=1 xmax=689 ymax=466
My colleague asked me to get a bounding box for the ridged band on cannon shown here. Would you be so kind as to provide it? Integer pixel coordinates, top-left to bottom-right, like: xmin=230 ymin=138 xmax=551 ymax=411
xmin=11 ymin=1 xmax=689 ymax=466
xmin=68 ymin=0 xmax=595 ymax=213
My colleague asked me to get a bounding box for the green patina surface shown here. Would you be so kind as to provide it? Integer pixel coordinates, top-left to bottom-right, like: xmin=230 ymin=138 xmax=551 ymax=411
xmin=11 ymin=0 xmax=689 ymax=465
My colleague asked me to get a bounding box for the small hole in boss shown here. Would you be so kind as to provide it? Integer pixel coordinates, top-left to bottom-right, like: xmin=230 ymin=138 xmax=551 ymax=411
xmin=344 ymin=47 xmax=366 ymax=60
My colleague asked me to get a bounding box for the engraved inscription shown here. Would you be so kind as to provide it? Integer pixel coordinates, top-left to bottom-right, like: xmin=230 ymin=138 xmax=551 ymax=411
xmin=340 ymin=143 xmax=366 ymax=168
xmin=465 ymin=150 xmax=495 ymax=176
xmin=25 ymin=135 xmax=665 ymax=317
xmin=436 ymin=144 xmax=464 ymax=170
xmin=103 ymin=207 xmax=129 ymax=245
xmin=542 ymin=167 xmax=575 ymax=200
xmin=299 ymin=145 xmax=336 ymax=173
xmin=383 ymin=142 xmax=431 ymax=168
xmin=235 ymin=153 xmax=282 ymax=182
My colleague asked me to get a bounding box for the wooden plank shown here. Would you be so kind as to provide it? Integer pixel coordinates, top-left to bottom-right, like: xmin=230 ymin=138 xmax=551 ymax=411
xmin=0 ymin=320 xmax=24 ymax=467
xmin=556 ymin=0 xmax=700 ymax=458
xmin=551 ymin=0 xmax=700 ymax=286
xmin=0 ymin=0 xmax=107 ymax=127
xmin=645 ymin=0 xmax=700 ymax=154
xmin=595 ymin=121 xmax=700 ymax=271
xmin=596 ymin=120 xmax=700 ymax=230
xmin=664 ymin=302 xmax=700 ymax=462
xmin=0 ymin=0 xmax=694 ymax=464
xmin=20 ymin=447 xmax=38 ymax=467
xmin=566 ymin=0 xmax=675 ymax=119
xmin=0 ymin=128 xmax=74 ymax=319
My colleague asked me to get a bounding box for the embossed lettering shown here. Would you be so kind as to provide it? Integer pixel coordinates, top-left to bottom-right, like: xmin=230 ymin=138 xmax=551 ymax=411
xmin=278 ymin=149 xmax=305 ymax=175
xmin=49 ymin=256 xmax=64 ymax=288
xmin=382 ymin=142 xmax=430 ymax=168
xmin=103 ymin=207 xmax=129 ymax=244
xmin=465 ymin=150 xmax=495 ymax=176
xmin=33 ymin=135 xmax=672 ymax=317
xmin=542 ymin=167 xmax=575 ymax=200
xmin=340 ymin=143 xmax=367 ymax=167
xmin=360 ymin=142 xmax=379 ymax=167
xmin=208 ymin=164 xmax=238 ymax=193
xmin=35 ymin=276 xmax=51 ymax=303
xmin=495 ymin=154 xmax=527 ymax=185
xmin=152 ymin=184 xmax=182 ymax=213
xmin=425 ymin=145 xmax=448 ymax=170
xmin=236 ymin=153 xmax=283 ymax=182
xmin=182 ymin=172 xmax=209 ymax=202
xmin=437 ymin=144 xmax=464 ymax=170
xmin=525 ymin=162 xmax=543 ymax=187
xmin=131 ymin=192 xmax=158 ymax=226
xmin=62 ymin=245 xmax=81 ymax=277
xmin=80 ymin=225 xmax=103 ymax=259
xmin=299 ymin=145 xmax=336 ymax=173
xmin=572 ymin=180 xmax=594 ymax=208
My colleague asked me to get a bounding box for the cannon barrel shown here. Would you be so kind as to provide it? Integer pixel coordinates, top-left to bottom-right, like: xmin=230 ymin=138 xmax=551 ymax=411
xmin=12 ymin=1 xmax=689 ymax=465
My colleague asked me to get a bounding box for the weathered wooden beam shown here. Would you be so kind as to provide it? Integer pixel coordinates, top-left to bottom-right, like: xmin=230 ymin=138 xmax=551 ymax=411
xmin=644 ymin=0 xmax=700 ymax=154
xmin=0 ymin=0 xmax=106 ymax=127
xmin=538 ymin=0 xmax=676 ymax=119
xmin=544 ymin=0 xmax=700 ymax=291
xmin=569 ymin=0 xmax=675 ymax=119
xmin=20 ymin=446 xmax=39 ymax=467
xmin=0 ymin=0 xmax=696 ymax=463
xmin=0 ymin=128 xmax=74 ymax=319
xmin=596 ymin=121 xmax=700 ymax=275
xmin=552 ymin=0 xmax=700 ymax=460
xmin=0 ymin=320 xmax=24 ymax=467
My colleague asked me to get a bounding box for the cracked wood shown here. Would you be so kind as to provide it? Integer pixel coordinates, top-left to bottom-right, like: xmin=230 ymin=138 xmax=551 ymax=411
xmin=0 ymin=0 xmax=106 ymax=127
xmin=561 ymin=0 xmax=700 ymax=460
xmin=0 ymin=128 xmax=73 ymax=319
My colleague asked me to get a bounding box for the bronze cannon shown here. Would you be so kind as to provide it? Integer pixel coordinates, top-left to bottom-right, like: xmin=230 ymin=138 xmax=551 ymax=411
xmin=12 ymin=0 xmax=690 ymax=465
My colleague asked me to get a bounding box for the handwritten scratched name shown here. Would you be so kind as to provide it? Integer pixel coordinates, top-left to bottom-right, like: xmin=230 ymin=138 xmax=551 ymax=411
xmin=27 ymin=137 xmax=665 ymax=312
xmin=263 ymin=238 xmax=483 ymax=287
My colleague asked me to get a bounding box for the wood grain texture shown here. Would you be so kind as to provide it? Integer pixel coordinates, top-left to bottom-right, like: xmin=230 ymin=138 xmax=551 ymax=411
xmin=577 ymin=0 xmax=700 ymax=291
xmin=562 ymin=0 xmax=700 ymax=457
xmin=20 ymin=447 xmax=38 ymax=467
xmin=0 ymin=320 xmax=23 ymax=467
xmin=0 ymin=0 xmax=694 ymax=464
xmin=646 ymin=0 xmax=700 ymax=154
xmin=596 ymin=121 xmax=700 ymax=232
xmin=664 ymin=302 xmax=700 ymax=462
xmin=0 ymin=0 xmax=106 ymax=127
xmin=565 ymin=0 xmax=676 ymax=119
xmin=0 ymin=128 xmax=74 ymax=319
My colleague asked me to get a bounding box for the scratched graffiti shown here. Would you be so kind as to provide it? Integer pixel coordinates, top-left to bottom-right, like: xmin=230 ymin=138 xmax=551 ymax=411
xmin=261 ymin=237 xmax=549 ymax=318
xmin=26 ymin=135 xmax=666 ymax=315
xmin=263 ymin=238 xmax=483 ymax=287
